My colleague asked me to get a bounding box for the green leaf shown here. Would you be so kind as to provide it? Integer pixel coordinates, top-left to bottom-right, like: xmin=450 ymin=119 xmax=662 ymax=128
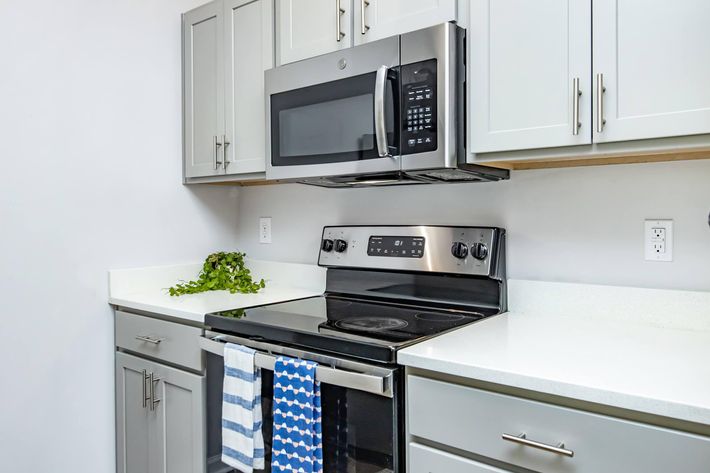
xmin=168 ymin=251 xmax=266 ymax=297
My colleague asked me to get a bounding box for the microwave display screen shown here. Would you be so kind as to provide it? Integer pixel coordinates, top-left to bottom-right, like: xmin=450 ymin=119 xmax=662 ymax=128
xmin=367 ymin=236 xmax=425 ymax=258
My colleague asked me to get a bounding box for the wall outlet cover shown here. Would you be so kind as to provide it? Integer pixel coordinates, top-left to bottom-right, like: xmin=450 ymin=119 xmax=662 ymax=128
xmin=259 ymin=217 xmax=272 ymax=244
xmin=644 ymin=219 xmax=673 ymax=262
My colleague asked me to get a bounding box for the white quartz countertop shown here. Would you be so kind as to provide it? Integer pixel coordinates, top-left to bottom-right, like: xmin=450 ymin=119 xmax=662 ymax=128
xmin=398 ymin=279 xmax=710 ymax=425
xmin=109 ymin=259 xmax=326 ymax=323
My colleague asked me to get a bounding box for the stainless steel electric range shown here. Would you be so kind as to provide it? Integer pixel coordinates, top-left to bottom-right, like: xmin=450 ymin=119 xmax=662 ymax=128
xmin=201 ymin=225 xmax=507 ymax=473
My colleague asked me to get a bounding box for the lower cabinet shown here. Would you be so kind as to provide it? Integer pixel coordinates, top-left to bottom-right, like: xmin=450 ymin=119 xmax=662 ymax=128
xmin=407 ymin=375 xmax=710 ymax=473
xmin=116 ymin=352 xmax=205 ymax=473
xmin=410 ymin=443 xmax=510 ymax=473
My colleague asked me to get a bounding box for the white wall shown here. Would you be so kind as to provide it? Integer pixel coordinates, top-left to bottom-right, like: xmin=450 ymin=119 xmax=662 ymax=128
xmin=235 ymin=159 xmax=710 ymax=292
xmin=0 ymin=0 xmax=239 ymax=471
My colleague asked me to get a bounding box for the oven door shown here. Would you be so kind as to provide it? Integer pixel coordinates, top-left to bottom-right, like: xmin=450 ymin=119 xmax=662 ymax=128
xmin=201 ymin=333 xmax=403 ymax=473
xmin=265 ymin=36 xmax=401 ymax=181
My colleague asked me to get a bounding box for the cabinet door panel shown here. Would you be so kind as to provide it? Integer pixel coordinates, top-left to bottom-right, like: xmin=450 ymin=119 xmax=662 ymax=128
xmin=278 ymin=0 xmax=352 ymax=65
xmin=410 ymin=443 xmax=511 ymax=473
xmin=183 ymin=2 xmax=224 ymax=178
xmin=116 ymin=353 xmax=151 ymax=473
xmin=224 ymin=0 xmax=273 ymax=175
xmin=354 ymin=0 xmax=456 ymax=45
xmin=469 ymin=0 xmax=592 ymax=153
xmin=152 ymin=360 xmax=206 ymax=473
xmin=593 ymin=0 xmax=710 ymax=143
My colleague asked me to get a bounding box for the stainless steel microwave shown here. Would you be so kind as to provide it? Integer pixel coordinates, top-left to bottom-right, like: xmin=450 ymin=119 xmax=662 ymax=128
xmin=265 ymin=23 xmax=509 ymax=187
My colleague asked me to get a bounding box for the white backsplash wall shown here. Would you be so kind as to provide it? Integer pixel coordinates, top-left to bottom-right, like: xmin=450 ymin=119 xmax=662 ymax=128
xmin=236 ymin=159 xmax=710 ymax=291
xmin=0 ymin=1 xmax=238 ymax=471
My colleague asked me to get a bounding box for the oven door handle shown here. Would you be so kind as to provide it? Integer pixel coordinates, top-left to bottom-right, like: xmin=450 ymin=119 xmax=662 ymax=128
xmin=200 ymin=335 xmax=394 ymax=398
xmin=374 ymin=65 xmax=396 ymax=159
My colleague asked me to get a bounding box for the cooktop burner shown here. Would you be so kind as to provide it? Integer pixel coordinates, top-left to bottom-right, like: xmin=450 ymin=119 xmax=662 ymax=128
xmin=334 ymin=317 xmax=409 ymax=332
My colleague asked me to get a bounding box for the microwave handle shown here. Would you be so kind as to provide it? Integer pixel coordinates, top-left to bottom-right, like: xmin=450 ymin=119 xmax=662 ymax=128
xmin=200 ymin=335 xmax=394 ymax=398
xmin=374 ymin=65 xmax=394 ymax=158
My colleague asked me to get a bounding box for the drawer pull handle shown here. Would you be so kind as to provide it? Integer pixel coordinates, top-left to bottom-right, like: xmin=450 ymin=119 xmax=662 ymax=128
xmin=502 ymin=433 xmax=574 ymax=457
xmin=135 ymin=335 xmax=165 ymax=345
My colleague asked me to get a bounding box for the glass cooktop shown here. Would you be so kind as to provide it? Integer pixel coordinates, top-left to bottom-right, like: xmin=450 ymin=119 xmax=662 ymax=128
xmin=205 ymin=295 xmax=495 ymax=363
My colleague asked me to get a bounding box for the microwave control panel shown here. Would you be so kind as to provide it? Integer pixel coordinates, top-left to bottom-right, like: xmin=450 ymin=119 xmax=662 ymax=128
xmin=401 ymin=59 xmax=437 ymax=155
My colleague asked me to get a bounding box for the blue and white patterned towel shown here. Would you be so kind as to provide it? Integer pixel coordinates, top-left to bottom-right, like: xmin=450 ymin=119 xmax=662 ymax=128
xmin=271 ymin=357 xmax=323 ymax=473
xmin=222 ymin=343 xmax=265 ymax=473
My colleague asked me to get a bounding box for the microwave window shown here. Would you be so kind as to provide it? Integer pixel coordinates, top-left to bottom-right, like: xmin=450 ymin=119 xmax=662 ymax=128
xmin=279 ymin=93 xmax=375 ymax=157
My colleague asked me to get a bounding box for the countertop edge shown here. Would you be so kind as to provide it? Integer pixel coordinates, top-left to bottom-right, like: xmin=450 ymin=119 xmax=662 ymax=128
xmin=398 ymin=352 xmax=710 ymax=426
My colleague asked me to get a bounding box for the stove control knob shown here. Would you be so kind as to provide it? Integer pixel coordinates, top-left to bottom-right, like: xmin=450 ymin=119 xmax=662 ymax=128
xmin=334 ymin=239 xmax=348 ymax=253
xmin=321 ymin=239 xmax=334 ymax=252
xmin=472 ymin=243 xmax=489 ymax=260
xmin=451 ymin=242 xmax=468 ymax=259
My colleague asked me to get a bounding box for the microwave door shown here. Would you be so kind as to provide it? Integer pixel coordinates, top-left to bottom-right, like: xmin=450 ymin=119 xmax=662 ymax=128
xmin=265 ymin=36 xmax=400 ymax=181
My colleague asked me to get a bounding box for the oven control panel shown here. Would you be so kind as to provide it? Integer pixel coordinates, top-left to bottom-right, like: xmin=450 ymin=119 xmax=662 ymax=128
xmin=367 ymin=236 xmax=425 ymax=258
xmin=318 ymin=225 xmax=504 ymax=277
xmin=401 ymin=59 xmax=437 ymax=155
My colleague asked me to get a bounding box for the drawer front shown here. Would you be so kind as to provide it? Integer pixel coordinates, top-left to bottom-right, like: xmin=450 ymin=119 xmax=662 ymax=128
xmin=116 ymin=311 xmax=203 ymax=371
xmin=410 ymin=443 xmax=510 ymax=473
xmin=408 ymin=376 xmax=710 ymax=473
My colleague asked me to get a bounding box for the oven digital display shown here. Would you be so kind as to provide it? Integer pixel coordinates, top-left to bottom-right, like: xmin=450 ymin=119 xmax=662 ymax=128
xmin=367 ymin=236 xmax=425 ymax=258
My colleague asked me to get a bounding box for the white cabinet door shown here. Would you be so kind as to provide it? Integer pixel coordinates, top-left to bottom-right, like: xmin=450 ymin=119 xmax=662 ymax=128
xmin=277 ymin=0 xmax=352 ymax=65
xmin=593 ymin=0 xmax=710 ymax=143
xmin=183 ymin=2 xmax=225 ymax=178
xmin=224 ymin=0 xmax=273 ymax=175
xmin=353 ymin=0 xmax=456 ymax=46
xmin=469 ymin=0 xmax=592 ymax=153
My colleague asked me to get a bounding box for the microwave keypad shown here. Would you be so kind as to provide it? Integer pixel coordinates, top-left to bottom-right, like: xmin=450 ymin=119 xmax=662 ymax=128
xmin=401 ymin=59 xmax=437 ymax=155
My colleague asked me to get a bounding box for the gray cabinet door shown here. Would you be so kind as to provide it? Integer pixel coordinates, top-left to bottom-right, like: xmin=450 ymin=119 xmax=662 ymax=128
xmin=116 ymin=352 xmax=151 ymax=473
xmin=593 ymin=0 xmax=710 ymax=143
xmin=183 ymin=1 xmax=225 ymax=178
xmin=151 ymin=359 xmax=206 ymax=473
xmin=224 ymin=0 xmax=273 ymax=176
xmin=353 ymin=0 xmax=456 ymax=46
xmin=277 ymin=0 xmax=352 ymax=66
xmin=468 ymin=0 xmax=592 ymax=153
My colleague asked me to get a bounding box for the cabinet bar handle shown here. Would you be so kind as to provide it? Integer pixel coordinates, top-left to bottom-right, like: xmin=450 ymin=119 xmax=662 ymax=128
xmin=336 ymin=0 xmax=345 ymax=42
xmin=141 ymin=369 xmax=149 ymax=409
xmin=149 ymin=372 xmax=162 ymax=412
xmin=502 ymin=432 xmax=574 ymax=457
xmin=572 ymin=77 xmax=581 ymax=135
xmin=213 ymin=135 xmax=223 ymax=170
xmin=222 ymin=134 xmax=230 ymax=170
xmin=135 ymin=335 xmax=164 ymax=345
xmin=596 ymin=73 xmax=606 ymax=133
xmin=360 ymin=0 xmax=370 ymax=35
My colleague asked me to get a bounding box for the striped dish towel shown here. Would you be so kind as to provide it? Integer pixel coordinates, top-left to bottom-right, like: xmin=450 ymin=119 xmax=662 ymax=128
xmin=271 ymin=357 xmax=323 ymax=473
xmin=222 ymin=343 xmax=265 ymax=473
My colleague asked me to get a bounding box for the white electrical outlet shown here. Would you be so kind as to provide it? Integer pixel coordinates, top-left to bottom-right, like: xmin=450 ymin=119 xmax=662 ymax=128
xmin=259 ymin=217 xmax=272 ymax=244
xmin=644 ymin=219 xmax=673 ymax=262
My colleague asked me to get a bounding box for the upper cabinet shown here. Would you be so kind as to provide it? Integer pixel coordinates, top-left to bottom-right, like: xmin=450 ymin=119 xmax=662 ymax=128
xmin=353 ymin=0 xmax=456 ymax=46
xmin=183 ymin=0 xmax=272 ymax=181
xmin=224 ymin=0 xmax=274 ymax=174
xmin=469 ymin=0 xmax=710 ymax=158
xmin=183 ymin=2 xmax=224 ymax=179
xmin=593 ymin=0 xmax=710 ymax=143
xmin=469 ymin=0 xmax=591 ymax=154
xmin=277 ymin=0 xmax=457 ymax=65
xmin=277 ymin=0 xmax=352 ymax=66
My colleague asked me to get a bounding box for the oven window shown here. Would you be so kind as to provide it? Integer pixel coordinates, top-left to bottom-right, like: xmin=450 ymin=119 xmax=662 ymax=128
xmin=206 ymin=352 xmax=401 ymax=472
xmin=270 ymin=71 xmax=397 ymax=166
